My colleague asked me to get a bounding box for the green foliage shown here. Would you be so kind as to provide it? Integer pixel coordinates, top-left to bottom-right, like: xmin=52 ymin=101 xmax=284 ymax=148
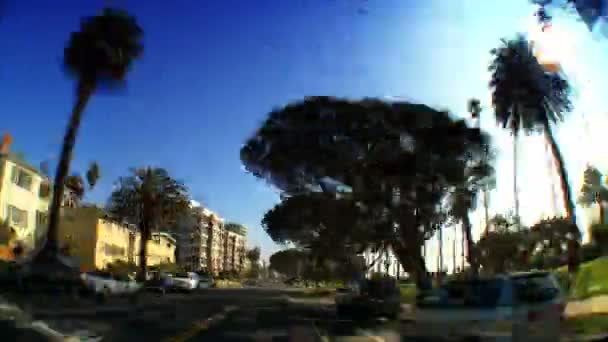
xmin=64 ymin=8 xmax=143 ymax=86
xmin=86 ymin=162 xmax=100 ymax=189
xmin=570 ymin=257 xmax=608 ymax=300
xmin=578 ymin=166 xmax=608 ymax=206
xmin=65 ymin=174 xmax=85 ymax=200
xmin=476 ymin=215 xmax=529 ymax=274
xmin=107 ymin=167 xmax=190 ymax=279
xmin=528 ymin=217 xmax=580 ymax=269
xmin=242 ymin=96 xmax=491 ymax=288
xmin=149 ymin=262 xmax=184 ymax=274
xmin=581 ymin=243 xmax=603 ymax=264
xmin=245 ymin=247 xmax=261 ymax=278
xmin=269 ymin=249 xmax=308 ymax=278
xmin=489 ymin=35 xmax=572 ymax=134
xmin=590 ymin=223 xmax=608 ymax=247
xmin=105 ymin=260 xmax=137 ymax=278
xmin=400 ymin=283 xmax=417 ymax=304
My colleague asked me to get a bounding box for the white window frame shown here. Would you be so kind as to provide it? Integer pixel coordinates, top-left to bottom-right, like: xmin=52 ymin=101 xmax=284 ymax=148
xmin=12 ymin=166 xmax=33 ymax=191
xmin=8 ymin=205 xmax=28 ymax=228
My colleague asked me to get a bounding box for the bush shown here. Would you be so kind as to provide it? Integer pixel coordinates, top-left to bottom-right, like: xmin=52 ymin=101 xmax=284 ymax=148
xmin=105 ymin=260 xmax=137 ymax=279
xmin=590 ymin=223 xmax=608 ymax=247
xmin=581 ymin=243 xmax=602 ymax=263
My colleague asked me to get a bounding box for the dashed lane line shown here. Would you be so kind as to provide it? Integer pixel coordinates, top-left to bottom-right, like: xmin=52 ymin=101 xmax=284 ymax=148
xmin=163 ymin=305 xmax=237 ymax=342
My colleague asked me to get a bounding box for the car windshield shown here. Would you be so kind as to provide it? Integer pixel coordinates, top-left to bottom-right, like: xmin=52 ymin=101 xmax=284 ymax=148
xmin=512 ymin=273 xmax=561 ymax=304
xmin=174 ymin=273 xmax=190 ymax=278
xmin=419 ymin=279 xmax=505 ymax=308
xmin=87 ymin=271 xmax=113 ymax=279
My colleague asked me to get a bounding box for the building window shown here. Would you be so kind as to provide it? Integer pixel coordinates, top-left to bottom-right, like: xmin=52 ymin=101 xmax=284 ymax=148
xmin=8 ymin=205 xmax=27 ymax=228
xmin=12 ymin=167 xmax=33 ymax=191
xmin=36 ymin=211 xmax=48 ymax=229
xmin=39 ymin=182 xmax=51 ymax=199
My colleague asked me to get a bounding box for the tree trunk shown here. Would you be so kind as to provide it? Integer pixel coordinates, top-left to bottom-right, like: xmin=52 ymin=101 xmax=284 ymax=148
xmin=543 ymin=124 xmax=576 ymax=223
xmin=483 ymin=187 xmax=490 ymax=236
xmin=43 ymin=82 xmax=95 ymax=256
xmin=513 ymin=130 xmax=520 ymax=227
xmin=138 ymin=222 xmax=149 ymax=282
xmin=543 ymin=121 xmax=579 ymax=274
xmin=393 ymin=242 xmax=431 ymax=291
xmin=598 ymin=197 xmax=605 ymax=226
xmin=462 ymin=214 xmax=478 ymax=277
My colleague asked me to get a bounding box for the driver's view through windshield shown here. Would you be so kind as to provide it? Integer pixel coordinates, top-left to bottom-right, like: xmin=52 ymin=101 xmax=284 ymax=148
xmin=2 ymin=0 xmax=608 ymax=340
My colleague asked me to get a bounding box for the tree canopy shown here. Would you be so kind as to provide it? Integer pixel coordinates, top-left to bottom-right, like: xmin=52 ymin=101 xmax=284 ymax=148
xmin=107 ymin=167 xmax=190 ymax=279
xmin=241 ymin=96 xmax=491 ymax=288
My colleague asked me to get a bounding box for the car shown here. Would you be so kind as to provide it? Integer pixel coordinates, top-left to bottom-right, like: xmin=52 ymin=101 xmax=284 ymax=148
xmin=412 ymin=271 xmax=565 ymax=341
xmin=80 ymin=271 xmax=142 ymax=299
xmin=144 ymin=271 xmax=174 ymax=294
xmin=171 ymin=272 xmax=200 ymax=292
xmin=196 ymin=273 xmax=215 ymax=289
xmin=335 ymin=277 xmax=401 ymax=320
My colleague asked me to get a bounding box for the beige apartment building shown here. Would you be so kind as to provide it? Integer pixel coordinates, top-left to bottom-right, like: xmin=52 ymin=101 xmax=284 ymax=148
xmin=224 ymin=223 xmax=247 ymax=273
xmin=0 ymin=135 xmax=51 ymax=255
xmin=59 ymin=207 xmax=176 ymax=272
xmin=174 ymin=201 xmax=248 ymax=275
xmin=175 ymin=203 xmax=209 ymax=271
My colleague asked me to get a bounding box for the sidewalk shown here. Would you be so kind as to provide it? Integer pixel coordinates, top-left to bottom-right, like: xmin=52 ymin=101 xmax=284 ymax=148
xmin=565 ymin=295 xmax=608 ymax=317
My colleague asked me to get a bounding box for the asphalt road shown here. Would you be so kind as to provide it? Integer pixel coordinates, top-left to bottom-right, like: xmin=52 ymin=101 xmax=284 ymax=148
xmin=22 ymin=288 xmax=334 ymax=341
xmin=8 ymin=288 xmax=606 ymax=341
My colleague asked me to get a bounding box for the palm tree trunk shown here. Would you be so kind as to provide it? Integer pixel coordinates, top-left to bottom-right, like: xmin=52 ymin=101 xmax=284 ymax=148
xmin=483 ymin=187 xmax=490 ymax=236
xmin=543 ymin=122 xmax=576 ymax=223
xmin=462 ymin=214 xmax=478 ymax=277
xmin=138 ymin=222 xmax=149 ymax=281
xmin=513 ymin=131 xmax=520 ymax=227
xmin=44 ymin=82 xmax=95 ymax=256
xmin=598 ymin=197 xmax=605 ymax=226
xmin=543 ymin=120 xmax=579 ymax=275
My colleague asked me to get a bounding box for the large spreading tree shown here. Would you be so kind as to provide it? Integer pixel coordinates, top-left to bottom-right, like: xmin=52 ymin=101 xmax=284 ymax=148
xmin=242 ymin=96 xmax=491 ymax=289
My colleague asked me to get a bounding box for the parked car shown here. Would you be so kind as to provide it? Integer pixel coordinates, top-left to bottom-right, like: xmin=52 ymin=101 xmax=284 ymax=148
xmin=196 ymin=273 xmax=215 ymax=289
xmin=80 ymin=271 xmax=142 ymax=298
xmin=412 ymin=271 xmax=565 ymax=341
xmin=171 ymin=272 xmax=200 ymax=292
xmin=144 ymin=271 xmax=174 ymax=294
xmin=336 ymin=277 xmax=401 ymax=320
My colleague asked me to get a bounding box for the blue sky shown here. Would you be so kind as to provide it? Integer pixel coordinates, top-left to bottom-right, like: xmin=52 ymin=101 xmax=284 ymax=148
xmin=2 ymin=1 xmax=605 ymax=261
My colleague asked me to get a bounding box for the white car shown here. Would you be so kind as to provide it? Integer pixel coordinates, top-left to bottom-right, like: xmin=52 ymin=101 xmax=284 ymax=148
xmin=80 ymin=271 xmax=142 ymax=297
xmin=171 ymin=272 xmax=200 ymax=292
xmin=412 ymin=271 xmax=565 ymax=341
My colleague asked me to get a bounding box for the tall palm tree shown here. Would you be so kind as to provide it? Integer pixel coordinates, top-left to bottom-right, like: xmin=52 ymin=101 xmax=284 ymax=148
xmin=468 ymin=98 xmax=494 ymax=236
xmin=489 ymin=35 xmax=575 ymax=224
xmin=107 ymin=167 xmax=190 ymax=280
xmin=43 ymin=8 xmax=143 ymax=257
xmin=449 ymin=167 xmax=493 ymax=277
xmin=578 ymin=165 xmax=608 ymax=237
